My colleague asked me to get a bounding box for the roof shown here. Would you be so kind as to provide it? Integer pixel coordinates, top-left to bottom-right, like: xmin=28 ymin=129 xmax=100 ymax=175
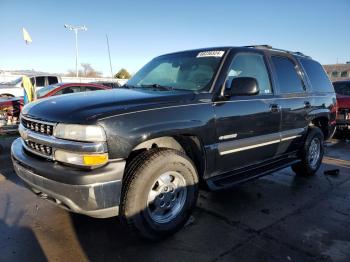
xmin=159 ymin=45 xmax=311 ymax=59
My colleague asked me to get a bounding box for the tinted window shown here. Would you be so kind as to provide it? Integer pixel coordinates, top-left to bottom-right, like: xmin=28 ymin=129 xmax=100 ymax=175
xmin=333 ymin=82 xmax=350 ymax=96
xmin=226 ymin=53 xmax=272 ymax=94
xmin=55 ymin=86 xmax=82 ymax=95
xmin=127 ymin=50 xmax=225 ymax=91
xmin=271 ymin=56 xmax=304 ymax=94
xmin=299 ymin=58 xmax=334 ymax=92
xmin=48 ymin=76 xmax=58 ymax=85
xmin=35 ymin=76 xmax=45 ymax=86
xmin=85 ymin=86 xmax=102 ymax=91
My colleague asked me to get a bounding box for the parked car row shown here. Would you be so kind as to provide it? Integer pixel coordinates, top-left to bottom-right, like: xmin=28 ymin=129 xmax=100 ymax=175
xmin=0 ymin=81 xmax=112 ymax=133
xmin=0 ymin=75 xmax=62 ymax=97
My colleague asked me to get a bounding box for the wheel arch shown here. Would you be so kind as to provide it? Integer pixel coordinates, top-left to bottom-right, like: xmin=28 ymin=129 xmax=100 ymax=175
xmin=127 ymin=135 xmax=206 ymax=179
xmin=309 ymin=114 xmax=330 ymax=139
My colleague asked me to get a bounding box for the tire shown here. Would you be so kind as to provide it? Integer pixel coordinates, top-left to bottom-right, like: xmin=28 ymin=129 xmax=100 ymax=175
xmin=291 ymin=126 xmax=324 ymax=176
xmin=0 ymin=94 xmax=14 ymax=98
xmin=120 ymin=148 xmax=199 ymax=240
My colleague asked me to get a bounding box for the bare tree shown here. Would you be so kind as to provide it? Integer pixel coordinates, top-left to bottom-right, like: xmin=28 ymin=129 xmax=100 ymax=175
xmin=65 ymin=64 xmax=102 ymax=78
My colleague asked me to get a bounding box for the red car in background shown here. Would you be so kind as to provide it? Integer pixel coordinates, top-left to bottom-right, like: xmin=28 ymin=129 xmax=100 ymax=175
xmin=0 ymin=83 xmax=110 ymax=133
xmin=334 ymin=80 xmax=350 ymax=133
xmin=36 ymin=82 xmax=111 ymax=98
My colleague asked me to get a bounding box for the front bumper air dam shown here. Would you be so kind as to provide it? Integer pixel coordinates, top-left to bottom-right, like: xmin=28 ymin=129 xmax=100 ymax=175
xmin=11 ymin=138 xmax=126 ymax=218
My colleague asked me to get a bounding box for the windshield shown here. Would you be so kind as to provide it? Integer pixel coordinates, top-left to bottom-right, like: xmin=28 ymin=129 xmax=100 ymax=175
xmin=126 ymin=50 xmax=226 ymax=91
xmin=334 ymin=82 xmax=350 ymax=96
xmin=36 ymin=83 xmax=61 ymax=97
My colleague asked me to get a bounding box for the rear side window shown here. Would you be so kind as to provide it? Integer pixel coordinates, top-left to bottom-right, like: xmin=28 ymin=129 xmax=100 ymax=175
xmin=271 ymin=56 xmax=304 ymax=94
xmin=299 ymin=58 xmax=334 ymax=92
xmin=48 ymin=76 xmax=58 ymax=85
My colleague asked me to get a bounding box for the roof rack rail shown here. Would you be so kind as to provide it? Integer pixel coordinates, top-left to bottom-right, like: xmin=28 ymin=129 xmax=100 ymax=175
xmin=244 ymin=45 xmax=311 ymax=58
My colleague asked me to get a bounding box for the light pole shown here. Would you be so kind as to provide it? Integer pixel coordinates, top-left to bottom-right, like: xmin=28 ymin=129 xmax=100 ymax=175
xmin=64 ymin=24 xmax=87 ymax=77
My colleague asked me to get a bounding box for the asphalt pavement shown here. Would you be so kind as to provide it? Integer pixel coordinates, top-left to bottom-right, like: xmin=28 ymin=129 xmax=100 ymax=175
xmin=0 ymin=135 xmax=350 ymax=262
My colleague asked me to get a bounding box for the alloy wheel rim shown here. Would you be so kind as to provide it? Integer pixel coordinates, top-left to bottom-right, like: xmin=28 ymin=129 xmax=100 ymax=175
xmin=308 ymin=137 xmax=321 ymax=168
xmin=147 ymin=171 xmax=187 ymax=224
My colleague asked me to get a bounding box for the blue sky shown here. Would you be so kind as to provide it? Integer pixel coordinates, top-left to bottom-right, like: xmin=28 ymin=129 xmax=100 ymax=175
xmin=0 ymin=0 xmax=349 ymax=76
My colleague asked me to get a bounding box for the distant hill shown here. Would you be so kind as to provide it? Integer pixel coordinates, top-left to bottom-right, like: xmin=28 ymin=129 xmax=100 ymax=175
xmin=0 ymin=69 xmax=54 ymax=75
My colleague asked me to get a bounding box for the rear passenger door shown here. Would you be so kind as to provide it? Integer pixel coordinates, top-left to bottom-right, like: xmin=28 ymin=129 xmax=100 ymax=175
xmin=270 ymin=55 xmax=309 ymax=155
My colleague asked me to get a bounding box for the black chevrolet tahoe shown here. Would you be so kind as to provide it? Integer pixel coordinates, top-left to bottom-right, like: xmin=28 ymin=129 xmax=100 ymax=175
xmin=12 ymin=45 xmax=336 ymax=239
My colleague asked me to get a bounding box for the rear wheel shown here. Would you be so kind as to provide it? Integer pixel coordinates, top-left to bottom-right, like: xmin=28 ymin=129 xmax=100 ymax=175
xmin=120 ymin=148 xmax=198 ymax=240
xmin=292 ymin=126 xmax=324 ymax=176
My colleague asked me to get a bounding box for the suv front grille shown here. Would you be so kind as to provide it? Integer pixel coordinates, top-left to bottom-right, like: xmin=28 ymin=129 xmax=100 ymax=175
xmin=21 ymin=117 xmax=54 ymax=136
xmin=25 ymin=140 xmax=53 ymax=156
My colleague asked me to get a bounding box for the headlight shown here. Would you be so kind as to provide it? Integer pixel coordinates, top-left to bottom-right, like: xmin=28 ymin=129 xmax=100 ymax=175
xmin=54 ymin=124 xmax=106 ymax=142
xmin=54 ymin=150 xmax=108 ymax=167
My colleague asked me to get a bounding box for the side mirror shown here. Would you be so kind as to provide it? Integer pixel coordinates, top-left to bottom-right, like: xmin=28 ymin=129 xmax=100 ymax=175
xmin=224 ymin=77 xmax=259 ymax=97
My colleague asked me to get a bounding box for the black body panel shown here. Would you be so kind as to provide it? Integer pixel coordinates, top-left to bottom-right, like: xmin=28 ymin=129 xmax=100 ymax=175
xmin=18 ymin=46 xmax=337 ymax=188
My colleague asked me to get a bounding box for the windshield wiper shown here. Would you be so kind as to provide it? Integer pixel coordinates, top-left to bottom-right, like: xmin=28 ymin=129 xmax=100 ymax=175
xmin=140 ymin=84 xmax=174 ymax=91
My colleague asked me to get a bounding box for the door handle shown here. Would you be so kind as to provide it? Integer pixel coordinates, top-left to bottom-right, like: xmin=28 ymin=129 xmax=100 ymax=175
xmin=270 ymin=104 xmax=280 ymax=113
xmin=304 ymin=101 xmax=311 ymax=109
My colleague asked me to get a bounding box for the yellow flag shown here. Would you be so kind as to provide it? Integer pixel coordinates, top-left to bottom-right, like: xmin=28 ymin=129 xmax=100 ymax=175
xmin=22 ymin=27 xmax=32 ymax=45
xmin=22 ymin=76 xmax=35 ymax=103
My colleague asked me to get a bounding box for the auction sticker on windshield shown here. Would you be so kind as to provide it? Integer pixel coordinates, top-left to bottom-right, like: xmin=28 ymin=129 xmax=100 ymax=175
xmin=197 ymin=51 xmax=225 ymax=58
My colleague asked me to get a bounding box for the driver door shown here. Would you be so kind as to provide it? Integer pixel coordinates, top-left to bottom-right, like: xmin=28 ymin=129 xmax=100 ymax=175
xmin=214 ymin=52 xmax=281 ymax=174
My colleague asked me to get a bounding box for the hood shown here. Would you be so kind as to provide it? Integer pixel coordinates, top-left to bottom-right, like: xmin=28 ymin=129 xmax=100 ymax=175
xmin=0 ymin=84 xmax=14 ymax=89
xmin=22 ymin=88 xmax=196 ymax=124
xmin=337 ymin=94 xmax=350 ymax=109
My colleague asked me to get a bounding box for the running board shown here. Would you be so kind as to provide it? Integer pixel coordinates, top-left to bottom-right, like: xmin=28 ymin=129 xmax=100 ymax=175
xmin=206 ymin=158 xmax=300 ymax=191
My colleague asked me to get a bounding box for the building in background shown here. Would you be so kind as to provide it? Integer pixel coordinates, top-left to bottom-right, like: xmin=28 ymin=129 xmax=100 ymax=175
xmin=323 ymin=62 xmax=350 ymax=81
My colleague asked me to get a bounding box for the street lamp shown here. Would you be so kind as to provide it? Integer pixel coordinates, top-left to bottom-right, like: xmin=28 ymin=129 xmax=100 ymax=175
xmin=64 ymin=24 xmax=87 ymax=77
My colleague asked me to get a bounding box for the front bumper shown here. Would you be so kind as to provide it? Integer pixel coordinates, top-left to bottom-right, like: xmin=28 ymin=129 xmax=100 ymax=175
xmin=11 ymin=138 xmax=126 ymax=218
xmin=336 ymin=110 xmax=350 ymax=131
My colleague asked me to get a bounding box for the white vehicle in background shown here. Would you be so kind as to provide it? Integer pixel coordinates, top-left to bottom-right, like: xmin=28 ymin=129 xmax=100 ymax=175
xmin=0 ymin=75 xmax=62 ymax=97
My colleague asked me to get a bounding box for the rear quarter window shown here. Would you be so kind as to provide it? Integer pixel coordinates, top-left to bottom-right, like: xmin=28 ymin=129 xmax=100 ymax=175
xmin=299 ymin=58 xmax=334 ymax=93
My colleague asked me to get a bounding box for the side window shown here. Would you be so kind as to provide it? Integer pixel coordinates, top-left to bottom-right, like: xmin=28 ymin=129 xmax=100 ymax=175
xmin=55 ymin=86 xmax=82 ymax=95
xmin=30 ymin=77 xmax=35 ymax=86
xmin=35 ymin=76 xmax=45 ymax=87
xmin=271 ymin=56 xmax=304 ymax=94
xmin=85 ymin=86 xmax=101 ymax=91
xmin=48 ymin=76 xmax=58 ymax=85
xmin=226 ymin=53 xmax=272 ymax=94
xmin=299 ymin=58 xmax=334 ymax=92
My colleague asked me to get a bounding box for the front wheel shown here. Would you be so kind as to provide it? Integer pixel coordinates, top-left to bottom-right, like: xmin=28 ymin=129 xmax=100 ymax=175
xmin=120 ymin=148 xmax=199 ymax=240
xmin=292 ymin=126 xmax=324 ymax=176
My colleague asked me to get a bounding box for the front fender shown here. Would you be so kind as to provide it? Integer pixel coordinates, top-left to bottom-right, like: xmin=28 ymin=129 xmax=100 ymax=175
xmin=98 ymin=103 xmax=215 ymax=159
